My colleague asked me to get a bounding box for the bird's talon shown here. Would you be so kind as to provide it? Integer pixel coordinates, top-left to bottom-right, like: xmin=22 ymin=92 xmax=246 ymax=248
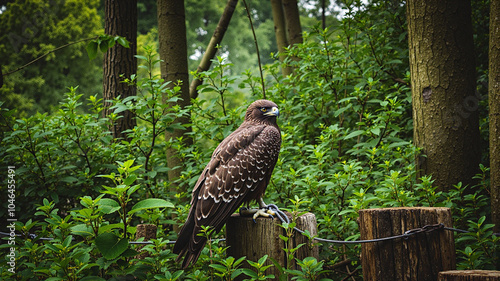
xmin=252 ymin=208 xmax=274 ymax=220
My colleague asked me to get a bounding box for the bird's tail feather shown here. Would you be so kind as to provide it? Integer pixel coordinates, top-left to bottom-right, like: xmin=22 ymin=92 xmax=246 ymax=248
xmin=173 ymin=215 xmax=207 ymax=269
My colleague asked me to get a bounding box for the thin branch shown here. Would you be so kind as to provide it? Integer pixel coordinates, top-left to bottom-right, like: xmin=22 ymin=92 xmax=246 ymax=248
xmin=2 ymin=36 xmax=99 ymax=77
xmin=242 ymin=0 xmax=266 ymax=99
xmin=189 ymin=0 xmax=238 ymax=99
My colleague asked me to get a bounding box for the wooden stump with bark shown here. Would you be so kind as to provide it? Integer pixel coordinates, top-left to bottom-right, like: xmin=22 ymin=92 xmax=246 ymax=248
xmin=438 ymin=270 xmax=500 ymax=281
xmin=134 ymin=224 xmax=157 ymax=259
xmin=226 ymin=212 xmax=318 ymax=278
xmin=359 ymin=207 xmax=456 ymax=281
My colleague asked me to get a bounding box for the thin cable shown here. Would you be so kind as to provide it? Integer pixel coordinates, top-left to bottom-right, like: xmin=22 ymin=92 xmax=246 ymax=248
xmin=0 ymin=231 xmax=226 ymax=245
xmin=1 ymin=206 xmax=498 ymax=245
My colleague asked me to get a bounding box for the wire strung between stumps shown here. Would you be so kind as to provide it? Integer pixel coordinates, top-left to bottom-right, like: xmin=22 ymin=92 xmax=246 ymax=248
xmin=1 ymin=204 xmax=499 ymax=245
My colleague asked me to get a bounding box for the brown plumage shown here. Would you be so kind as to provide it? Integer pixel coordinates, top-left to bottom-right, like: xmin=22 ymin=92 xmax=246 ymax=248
xmin=173 ymin=99 xmax=281 ymax=268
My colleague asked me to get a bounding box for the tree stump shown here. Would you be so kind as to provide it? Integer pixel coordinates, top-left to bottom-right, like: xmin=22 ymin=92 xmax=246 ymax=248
xmin=438 ymin=270 xmax=500 ymax=281
xmin=359 ymin=207 xmax=455 ymax=281
xmin=226 ymin=212 xmax=318 ymax=278
xmin=134 ymin=224 xmax=157 ymax=259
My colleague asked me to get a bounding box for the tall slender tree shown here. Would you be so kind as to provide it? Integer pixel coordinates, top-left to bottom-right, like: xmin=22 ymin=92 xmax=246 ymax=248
xmin=189 ymin=0 xmax=238 ymax=99
xmin=271 ymin=0 xmax=292 ymax=77
xmin=407 ymin=0 xmax=480 ymax=190
xmin=157 ymin=0 xmax=192 ymax=193
xmin=103 ymin=0 xmax=137 ymax=139
xmin=282 ymin=0 xmax=303 ymax=46
xmin=271 ymin=0 xmax=302 ymax=77
xmin=489 ymin=0 xmax=500 ymax=236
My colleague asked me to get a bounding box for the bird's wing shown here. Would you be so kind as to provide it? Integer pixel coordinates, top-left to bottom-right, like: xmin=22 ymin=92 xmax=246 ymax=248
xmin=189 ymin=123 xmax=263 ymax=198
xmin=197 ymin=124 xmax=279 ymax=236
xmin=174 ymin=124 xmax=281 ymax=268
xmin=195 ymin=124 xmax=268 ymax=226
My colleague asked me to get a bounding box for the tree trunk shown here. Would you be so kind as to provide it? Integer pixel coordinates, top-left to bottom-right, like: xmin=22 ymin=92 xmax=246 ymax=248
xmin=270 ymin=0 xmax=292 ymax=77
xmin=407 ymin=0 xmax=480 ymax=191
xmin=321 ymin=0 xmax=326 ymax=30
xmin=438 ymin=270 xmax=500 ymax=281
xmin=282 ymin=0 xmax=302 ymax=46
xmin=189 ymin=0 xmax=238 ymax=100
xmin=359 ymin=207 xmax=456 ymax=281
xmin=103 ymin=0 xmax=137 ymax=139
xmin=226 ymin=213 xmax=319 ymax=279
xmin=134 ymin=224 xmax=157 ymax=259
xmin=282 ymin=0 xmax=303 ymax=45
xmin=489 ymin=0 xmax=500 ymax=238
xmin=0 ymin=63 xmax=3 ymax=89
xmin=157 ymin=0 xmax=192 ymax=197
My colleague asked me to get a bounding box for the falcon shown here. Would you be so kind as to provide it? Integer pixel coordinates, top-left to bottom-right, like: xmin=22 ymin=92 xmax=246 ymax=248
xmin=173 ymin=99 xmax=281 ymax=269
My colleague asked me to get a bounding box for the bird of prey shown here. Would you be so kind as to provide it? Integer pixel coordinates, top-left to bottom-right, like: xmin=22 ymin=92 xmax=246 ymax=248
xmin=173 ymin=99 xmax=281 ymax=269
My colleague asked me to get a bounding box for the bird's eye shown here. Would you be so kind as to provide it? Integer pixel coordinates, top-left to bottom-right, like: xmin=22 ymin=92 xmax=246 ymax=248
xmin=260 ymin=107 xmax=267 ymax=112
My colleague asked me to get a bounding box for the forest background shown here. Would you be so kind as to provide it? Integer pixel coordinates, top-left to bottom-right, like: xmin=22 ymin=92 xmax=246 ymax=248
xmin=0 ymin=0 xmax=499 ymax=280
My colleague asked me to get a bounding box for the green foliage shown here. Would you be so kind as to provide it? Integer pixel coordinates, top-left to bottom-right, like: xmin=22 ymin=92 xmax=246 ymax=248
xmin=456 ymin=216 xmax=499 ymax=270
xmin=0 ymin=161 xmax=175 ymax=280
xmin=286 ymin=257 xmax=330 ymax=281
xmin=0 ymin=0 xmax=103 ymax=116
xmin=1 ymin=49 xmax=186 ymax=224
xmin=86 ymin=35 xmax=130 ymax=60
xmin=184 ymin=0 xmax=277 ymax=76
xmin=243 ymin=255 xmax=275 ymax=280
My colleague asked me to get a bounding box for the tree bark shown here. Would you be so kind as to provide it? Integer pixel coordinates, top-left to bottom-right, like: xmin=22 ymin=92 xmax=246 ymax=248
xmin=489 ymin=0 xmax=500 ymax=237
xmin=407 ymin=0 xmax=480 ymax=191
xmin=134 ymin=224 xmax=157 ymax=259
xmin=0 ymin=63 xmax=3 ymax=89
xmin=438 ymin=270 xmax=500 ymax=281
xmin=282 ymin=0 xmax=302 ymax=46
xmin=189 ymin=0 xmax=238 ymax=100
xmin=226 ymin=212 xmax=319 ymax=278
xmin=157 ymin=0 xmax=192 ymax=197
xmin=103 ymin=0 xmax=137 ymax=139
xmin=359 ymin=207 xmax=456 ymax=281
xmin=270 ymin=0 xmax=292 ymax=77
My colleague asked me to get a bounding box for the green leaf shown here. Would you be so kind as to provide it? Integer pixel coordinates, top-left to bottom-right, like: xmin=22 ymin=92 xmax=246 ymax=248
xmin=258 ymin=254 xmax=269 ymax=264
xmin=98 ymin=223 xmax=124 ymax=233
xmin=86 ymin=41 xmax=98 ymax=60
xmin=123 ymin=174 xmax=138 ymax=186
xmin=71 ymin=224 xmax=94 ymax=237
xmin=98 ymin=198 xmax=120 ymax=214
xmin=126 ymin=184 xmax=141 ymax=196
xmin=99 ymin=39 xmax=109 ymax=53
xmin=61 ymin=176 xmax=78 ymax=183
xmin=135 ymin=55 xmax=148 ymax=61
xmin=334 ymin=103 xmax=351 ymax=117
xmin=209 ymin=264 xmax=227 ymax=272
xmin=62 ymin=235 xmax=73 ymax=248
xmin=241 ymin=268 xmax=258 ymax=278
xmin=279 ymin=234 xmax=289 ymax=242
xmin=117 ymin=36 xmax=130 ymax=48
xmin=122 ymin=159 xmax=135 ymax=169
xmin=107 ymin=37 xmax=116 ymax=49
xmin=128 ymin=198 xmax=174 ymax=215
xmin=80 ymin=277 xmax=105 ymax=281
xmin=45 ymin=243 xmax=60 ymax=252
xmin=344 ymin=130 xmax=364 ymax=139
xmin=478 ymin=216 xmax=486 ymax=225
xmin=95 ymin=232 xmax=129 ymax=260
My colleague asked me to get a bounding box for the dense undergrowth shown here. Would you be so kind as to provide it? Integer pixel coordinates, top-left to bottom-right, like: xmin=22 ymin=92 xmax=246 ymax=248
xmin=1 ymin=1 xmax=497 ymax=280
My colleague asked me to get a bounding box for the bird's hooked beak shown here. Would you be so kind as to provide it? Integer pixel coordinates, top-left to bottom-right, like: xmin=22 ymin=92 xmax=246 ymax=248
xmin=264 ymin=106 xmax=279 ymax=117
